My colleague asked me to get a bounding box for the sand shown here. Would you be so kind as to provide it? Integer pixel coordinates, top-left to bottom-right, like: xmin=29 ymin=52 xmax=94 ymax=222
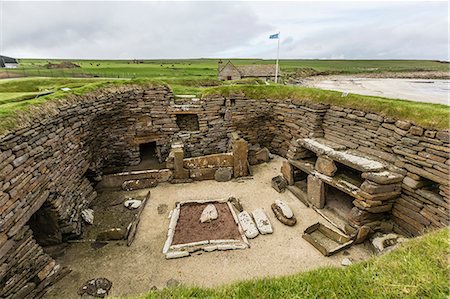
xmin=44 ymin=156 xmax=373 ymax=298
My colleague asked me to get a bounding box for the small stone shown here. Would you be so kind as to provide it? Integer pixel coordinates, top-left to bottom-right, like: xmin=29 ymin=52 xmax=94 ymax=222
xmin=214 ymin=167 xmax=233 ymax=182
xmin=124 ymin=199 xmax=142 ymax=210
xmin=81 ymin=209 xmax=94 ymax=225
xmin=341 ymin=258 xmax=352 ymax=266
xmin=228 ymin=197 xmax=243 ymax=212
xmin=200 ymin=204 xmax=218 ymax=223
xmin=271 ymin=175 xmax=287 ymax=193
xmin=372 ymin=233 xmax=405 ymax=253
xmin=402 ymin=176 xmax=424 ymax=189
xmin=315 ymin=156 xmax=337 ymax=176
xmin=395 ymin=120 xmax=411 ymax=130
xmin=254 ymin=148 xmax=270 ymax=163
xmin=409 ymin=126 xmax=423 ymax=136
xmin=275 ymin=200 xmax=294 ymax=218
xmin=166 ymin=278 xmax=181 ymax=288
xmin=354 ymin=225 xmax=372 ymax=244
xmin=252 ymin=208 xmax=273 ymax=234
xmin=78 ymin=278 xmax=112 ymax=298
xmin=238 ymin=211 xmax=259 ymax=239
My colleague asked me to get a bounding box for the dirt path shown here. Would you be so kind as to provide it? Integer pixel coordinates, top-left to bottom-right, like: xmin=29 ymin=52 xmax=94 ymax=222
xmin=44 ymin=156 xmax=373 ymax=298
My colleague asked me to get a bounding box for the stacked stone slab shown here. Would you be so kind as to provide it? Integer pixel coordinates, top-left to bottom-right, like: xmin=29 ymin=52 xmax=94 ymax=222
xmin=290 ymin=138 xmax=405 ymax=231
xmin=0 ymin=85 xmax=449 ymax=296
xmin=321 ymin=106 xmax=449 ymax=237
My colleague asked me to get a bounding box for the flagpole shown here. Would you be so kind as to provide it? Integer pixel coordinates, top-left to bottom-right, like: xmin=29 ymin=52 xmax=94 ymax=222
xmin=275 ymin=32 xmax=280 ymax=83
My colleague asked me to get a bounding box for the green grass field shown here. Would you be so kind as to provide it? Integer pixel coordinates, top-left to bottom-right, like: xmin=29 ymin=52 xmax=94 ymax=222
xmin=0 ymin=59 xmax=448 ymax=133
xmin=7 ymin=58 xmax=449 ymax=80
xmin=137 ymin=228 xmax=449 ymax=299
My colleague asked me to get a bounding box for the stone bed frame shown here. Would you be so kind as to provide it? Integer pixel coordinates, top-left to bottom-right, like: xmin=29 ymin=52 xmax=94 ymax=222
xmin=162 ymin=199 xmax=249 ymax=259
xmin=282 ymin=137 xmax=405 ymax=233
xmin=0 ymin=84 xmax=448 ymax=298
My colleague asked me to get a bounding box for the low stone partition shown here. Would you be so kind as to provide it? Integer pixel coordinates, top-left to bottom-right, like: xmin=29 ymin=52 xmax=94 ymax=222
xmin=167 ymin=135 xmax=249 ymax=182
xmin=96 ymin=169 xmax=173 ymax=190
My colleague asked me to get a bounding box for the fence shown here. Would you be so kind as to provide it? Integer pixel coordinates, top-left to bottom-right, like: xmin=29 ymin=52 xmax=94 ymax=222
xmin=0 ymin=67 xmax=138 ymax=79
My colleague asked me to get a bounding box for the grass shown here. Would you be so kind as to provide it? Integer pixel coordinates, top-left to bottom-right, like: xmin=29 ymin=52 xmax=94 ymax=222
xmin=203 ymin=84 xmax=450 ymax=129
xmin=0 ymin=78 xmax=448 ymax=134
xmin=5 ymin=59 xmax=448 ymax=80
xmin=133 ymin=228 xmax=449 ymax=299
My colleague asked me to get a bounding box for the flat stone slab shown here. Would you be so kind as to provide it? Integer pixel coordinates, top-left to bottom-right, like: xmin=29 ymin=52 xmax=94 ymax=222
xmin=238 ymin=211 xmax=259 ymax=239
xmin=333 ymin=150 xmax=385 ymax=172
xmin=361 ymin=171 xmax=404 ymax=185
xmin=200 ymin=204 xmax=218 ymax=223
xmin=275 ymin=200 xmax=294 ymax=218
xmin=299 ymin=138 xmax=386 ymax=172
xmin=299 ymin=138 xmax=347 ymax=154
xmin=252 ymin=208 xmax=273 ymax=234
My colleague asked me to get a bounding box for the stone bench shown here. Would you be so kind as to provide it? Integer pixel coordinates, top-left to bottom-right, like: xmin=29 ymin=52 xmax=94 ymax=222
xmin=282 ymin=137 xmax=406 ymax=230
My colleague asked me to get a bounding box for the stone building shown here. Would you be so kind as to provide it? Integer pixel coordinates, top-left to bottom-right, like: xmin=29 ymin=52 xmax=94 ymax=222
xmin=217 ymin=60 xmax=280 ymax=81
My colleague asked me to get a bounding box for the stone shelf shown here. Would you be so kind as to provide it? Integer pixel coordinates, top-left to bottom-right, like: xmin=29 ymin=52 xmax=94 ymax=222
xmin=285 ymin=137 xmax=405 ymax=231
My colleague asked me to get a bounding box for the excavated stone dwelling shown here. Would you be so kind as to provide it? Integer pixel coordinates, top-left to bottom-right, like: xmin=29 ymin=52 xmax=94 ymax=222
xmin=0 ymin=84 xmax=448 ymax=298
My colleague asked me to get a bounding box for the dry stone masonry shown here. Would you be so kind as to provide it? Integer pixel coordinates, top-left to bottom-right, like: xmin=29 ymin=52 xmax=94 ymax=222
xmin=0 ymin=84 xmax=448 ymax=297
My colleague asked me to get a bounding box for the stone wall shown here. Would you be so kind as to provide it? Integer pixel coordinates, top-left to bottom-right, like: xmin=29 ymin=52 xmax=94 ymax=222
xmin=321 ymin=106 xmax=449 ymax=237
xmin=0 ymin=85 xmax=448 ymax=297
xmin=218 ymin=93 xmax=448 ymax=237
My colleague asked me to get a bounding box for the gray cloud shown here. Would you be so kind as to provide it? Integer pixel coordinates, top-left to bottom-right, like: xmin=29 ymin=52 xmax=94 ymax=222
xmin=2 ymin=1 xmax=448 ymax=60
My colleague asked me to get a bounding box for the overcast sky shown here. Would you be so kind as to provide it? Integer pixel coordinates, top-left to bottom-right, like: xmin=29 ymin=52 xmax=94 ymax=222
xmin=1 ymin=1 xmax=449 ymax=60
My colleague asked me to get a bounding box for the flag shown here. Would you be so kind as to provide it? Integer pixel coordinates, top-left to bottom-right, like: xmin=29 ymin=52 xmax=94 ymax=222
xmin=269 ymin=33 xmax=279 ymax=39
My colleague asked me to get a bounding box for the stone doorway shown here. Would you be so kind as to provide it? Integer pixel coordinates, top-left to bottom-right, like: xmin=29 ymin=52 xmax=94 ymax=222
xmin=139 ymin=142 xmax=165 ymax=170
xmin=28 ymin=202 xmax=62 ymax=247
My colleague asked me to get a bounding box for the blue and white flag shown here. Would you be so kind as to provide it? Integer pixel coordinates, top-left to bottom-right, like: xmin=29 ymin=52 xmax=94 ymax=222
xmin=269 ymin=33 xmax=279 ymax=39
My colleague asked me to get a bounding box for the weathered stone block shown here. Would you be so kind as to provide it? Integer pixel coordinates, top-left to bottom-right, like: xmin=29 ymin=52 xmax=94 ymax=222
xmin=307 ymin=175 xmax=326 ymax=209
xmin=281 ymin=161 xmax=294 ymax=185
xmin=214 ymin=167 xmax=233 ymax=182
xmin=315 ymin=156 xmax=337 ymax=176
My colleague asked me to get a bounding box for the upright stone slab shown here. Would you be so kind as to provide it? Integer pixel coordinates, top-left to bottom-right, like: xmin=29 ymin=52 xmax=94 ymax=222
xmin=307 ymin=175 xmax=326 ymax=208
xmin=315 ymin=156 xmax=337 ymax=176
xmin=172 ymin=147 xmax=189 ymax=179
xmin=281 ymin=161 xmax=294 ymax=185
xmin=232 ymin=138 xmax=249 ymax=177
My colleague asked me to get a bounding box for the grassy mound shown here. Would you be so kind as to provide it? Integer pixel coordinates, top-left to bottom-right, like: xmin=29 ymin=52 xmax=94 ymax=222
xmin=1 ymin=79 xmax=448 ymax=135
xmin=204 ymin=85 xmax=450 ymax=129
xmin=136 ymin=228 xmax=449 ymax=299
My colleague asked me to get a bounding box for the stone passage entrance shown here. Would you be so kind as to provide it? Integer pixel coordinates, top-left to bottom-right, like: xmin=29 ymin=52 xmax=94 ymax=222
xmin=139 ymin=142 xmax=165 ymax=169
xmin=28 ymin=203 xmax=62 ymax=247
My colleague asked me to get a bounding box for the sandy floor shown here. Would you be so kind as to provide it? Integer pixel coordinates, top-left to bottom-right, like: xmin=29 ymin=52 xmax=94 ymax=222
xmin=303 ymin=76 xmax=449 ymax=105
xmin=44 ymin=156 xmax=373 ymax=298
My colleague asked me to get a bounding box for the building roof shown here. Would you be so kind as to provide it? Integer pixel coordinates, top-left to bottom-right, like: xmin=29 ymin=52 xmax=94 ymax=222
xmin=0 ymin=55 xmax=18 ymax=64
xmin=236 ymin=64 xmax=279 ymax=77
xmin=218 ymin=60 xmax=280 ymax=77
xmin=0 ymin=55 xmax=18 ymax=67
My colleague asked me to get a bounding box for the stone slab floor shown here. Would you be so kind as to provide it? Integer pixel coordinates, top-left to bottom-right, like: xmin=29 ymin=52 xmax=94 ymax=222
xmin=45 ymin=156 xmax=373 ymax=298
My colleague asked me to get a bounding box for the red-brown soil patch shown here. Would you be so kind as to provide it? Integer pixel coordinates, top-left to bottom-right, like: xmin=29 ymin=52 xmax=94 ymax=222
xmin=172 ymin=202 xmax=242 ymax=245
